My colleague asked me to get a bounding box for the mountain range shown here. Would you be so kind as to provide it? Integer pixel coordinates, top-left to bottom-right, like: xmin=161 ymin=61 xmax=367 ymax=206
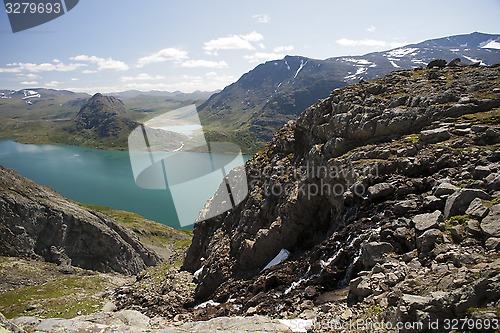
xmin=199 ymin=32 xmax=500 ymax=151
xmin=1 ymin=32 xmax=499 ymax=153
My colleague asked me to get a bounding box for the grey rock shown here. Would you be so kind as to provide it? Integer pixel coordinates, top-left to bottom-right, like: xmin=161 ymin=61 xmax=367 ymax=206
xmin=419 ymin=128 xmax=451 ymax=144
xmin=465 ymin=198 xmax=490 ymax=219
xmin=433 ymin=182 xmax=458 ymax=197
xmin=366 ymin=84 xmax=386 ymax=95
xmin=423 ymin=195 xmax=445 ymax=211
xmin=427 ymin=59 xmax=447 ymax=69
xmin=451 ymin=225 xmax=465 ymax=243
xmin=115 ymin=310 xmax=150 ymax=328
xmin=473 ymin=165 xmax=491 ymax=180
xmin=481 ymin=205 xmax=500 ymax=237
xmin=413 ymin=210 xmax=444 ymax=232
xmin=368 ymin=183 xmax=395 ymax=200
xmin=401 ymin=294 xmax=432 ymax=308
xmin=486 ymin=173 xmax=500 ymax=191
xmin=447 ymin=58 xmax=467 ymax=67
xmin=360 ymin=241 xmax=394 ymax=268
xmin=472 ymin=125 xmax=488 ymax=133
xmin=417 ymin=229 xmax=442 ymax=253
xmin=466 ymin=220 xmax=484 ymax=238
xmin=395 ymin=200 xmax=418 ymax=214
xmin=0 ymin=313 xmax=24 ymax=333
xmin=485 ymin=238 xmax=500 ymax=250
xmin=444 ymin=189 xmax=491 ymax=218
xmin=349 ymin=276 xmax=373 ymax=298
xmin=163 ymin=315 xmax=293 ymax=333
xmin=0 ymin=166 xmax=159 ymax=275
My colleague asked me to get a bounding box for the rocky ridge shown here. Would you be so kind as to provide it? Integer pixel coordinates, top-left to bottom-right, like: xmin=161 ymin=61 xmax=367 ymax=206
xmin=0 ymin=165 xmax=160 ymax=275
xmin=181 ymin=64 xmax=500 ymax=331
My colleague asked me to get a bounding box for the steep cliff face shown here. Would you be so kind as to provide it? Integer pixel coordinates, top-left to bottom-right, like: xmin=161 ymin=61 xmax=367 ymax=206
xmin=183 ymin=65 xmax=500 ymax=326
xmin=0 ymin=166 xmax=160 ymax=275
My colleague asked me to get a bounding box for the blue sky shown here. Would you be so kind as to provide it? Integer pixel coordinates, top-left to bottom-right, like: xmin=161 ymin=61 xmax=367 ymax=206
xmin=0 ymin=0 xmax=499 ymax=93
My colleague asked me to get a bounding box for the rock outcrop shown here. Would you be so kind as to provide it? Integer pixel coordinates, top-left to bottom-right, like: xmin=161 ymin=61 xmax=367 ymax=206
xmin=0 ymin=166 xmax=160 ymax=275
xmin=182 ymin=65 xmax=500 ymax=328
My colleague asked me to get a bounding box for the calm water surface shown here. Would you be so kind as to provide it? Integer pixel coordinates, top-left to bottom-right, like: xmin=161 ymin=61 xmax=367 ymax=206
xmin=0 ymin=140 xmax=250 ymax=229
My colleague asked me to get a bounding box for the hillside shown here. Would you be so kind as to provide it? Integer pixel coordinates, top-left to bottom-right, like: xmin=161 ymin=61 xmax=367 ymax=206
xmin=199 ymin=32 xmax=500 ymax=152
xmin=181 ymin=64 xmax=500 ymax=329
xmin=0 ymin=165 xmax=192 ymax=321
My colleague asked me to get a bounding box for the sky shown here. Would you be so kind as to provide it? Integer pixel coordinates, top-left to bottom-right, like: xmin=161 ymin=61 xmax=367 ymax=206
xmin=0 ymin=0 xmax=499 ymax=94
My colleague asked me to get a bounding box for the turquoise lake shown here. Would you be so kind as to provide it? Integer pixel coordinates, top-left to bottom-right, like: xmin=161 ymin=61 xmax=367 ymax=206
xmin=0 ymin=140 xmax=250 ymax=229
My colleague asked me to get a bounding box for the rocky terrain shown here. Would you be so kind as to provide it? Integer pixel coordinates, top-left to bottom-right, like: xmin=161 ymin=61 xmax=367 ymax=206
xmin=0 ymin=165 xmax=159 ymax=274
xmin=1 ymin=62 xmax=500 ymax=333
xmin=181 ymin=63 xmax=500 ymax=331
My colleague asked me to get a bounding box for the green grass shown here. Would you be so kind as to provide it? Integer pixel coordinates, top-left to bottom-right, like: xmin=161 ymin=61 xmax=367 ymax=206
xmin=0 ymin=275 xmax=107 ymax=319
xmin=78 ymin=203 xmax=192 ymax=250
xmin=448 ymin=214 xmax=474 ymax=225
xmin=460 ymin=108 xmax=500 ymax=125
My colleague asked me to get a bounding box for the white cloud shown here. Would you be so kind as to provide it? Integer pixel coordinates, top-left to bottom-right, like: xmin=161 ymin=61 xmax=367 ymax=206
xmin=244 ymin=52 xmax=285 ymax=63
xmin=137 ymin=48 xmax=188 ymax=67
xmin=20 ymin=81 xmax=39 ymax=85
xmin=53 ymin=59 xmax=61 ymax=63
xmin=0 ymin=62 xmax=86 ymax=73
xmin=252 ymin=14 xmax=270 ymax=23
xmin=71 ymin=78 xmax=79 ymax=81
xmin=203 ymin=31 xmax=264 ymax=55
xmin=120 ymin=73 xmax=166 ymax=82
xmin=336 ymin=38 xmax=406 ymax=48
xmin=82 ymin=70 xmax=97 ymax=74
xmin=181 ymin=60 xmax=228 ymax=69
xmin=17 ymin=73 xmax=40 ymax=79
xmin=71 ymin=55 xmax=129 ymax=71
xmin=366 ymin=26 xmax=376 ymax=33
xmin=273 ymin=45 xmax=294 ymax=53
xmin=45 ymin=81 xmax=60 ymax=88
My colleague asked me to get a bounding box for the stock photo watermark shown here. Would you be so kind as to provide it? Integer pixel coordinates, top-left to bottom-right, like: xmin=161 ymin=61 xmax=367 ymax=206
xmin=248 ymin=161 xmax=379 ymax=200
xmin=4 ymin=0 xmax=79 ymax=32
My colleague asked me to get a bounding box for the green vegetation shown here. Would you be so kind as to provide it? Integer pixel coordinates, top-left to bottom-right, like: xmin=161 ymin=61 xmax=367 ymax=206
xmin=448 ymin=214 xmax=474 ymax=224
xmin=0 ymin=204 xmax=193 ymax=320
xmin=460 ymin=108 xmax=500 ymax=125
xmin=78 ymin=203 xmax=192 ymax=254
xmin=404 ymin=134 xmax=419 ymax=143
xmin=0 ymin=256 xmax=121 ymax=319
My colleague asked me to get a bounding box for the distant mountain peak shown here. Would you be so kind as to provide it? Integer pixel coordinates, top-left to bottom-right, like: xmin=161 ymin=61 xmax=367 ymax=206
xmin=77 ymin=93 xmax=126 ymax=117
xmin=199 ymin=32 xmax=500 ymax=153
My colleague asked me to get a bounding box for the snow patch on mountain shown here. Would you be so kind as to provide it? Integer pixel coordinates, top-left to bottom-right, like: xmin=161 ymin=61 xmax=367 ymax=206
xmin=343 ymin=58 xmax=372 ymax=65
xmin=344 ymin=67 xmax=368 ymax=80
xmin=385 ymin=47 xmax=419 ymax=58
xmin=481 ymin=40 xmax=500 ymax=50
xmin=462 ymin=55 xmax=486 ymax=66
xmin=294 ymin=60 xmax=308 ymax=79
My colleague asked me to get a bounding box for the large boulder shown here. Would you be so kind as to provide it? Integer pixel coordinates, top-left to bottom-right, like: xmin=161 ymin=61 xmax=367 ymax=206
xmin=368 ymin=183 xmax=395 ymax=200
xmin=360 ymin=242 xmax=394 ymax=269
xmin=413 ymin=211 xmax=444 ymax=232
xmin=481 ymin=205 xmax=500 ymax=238
xmin=417 ymin=229 xmax=442 ymax=253
xmin=465 ymin=198 xmax=490 ymax=219
xmin=419 ymin=127 xmax=451 ymax=144
xmin=444 ymin=189 xmax=491 ymax=218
